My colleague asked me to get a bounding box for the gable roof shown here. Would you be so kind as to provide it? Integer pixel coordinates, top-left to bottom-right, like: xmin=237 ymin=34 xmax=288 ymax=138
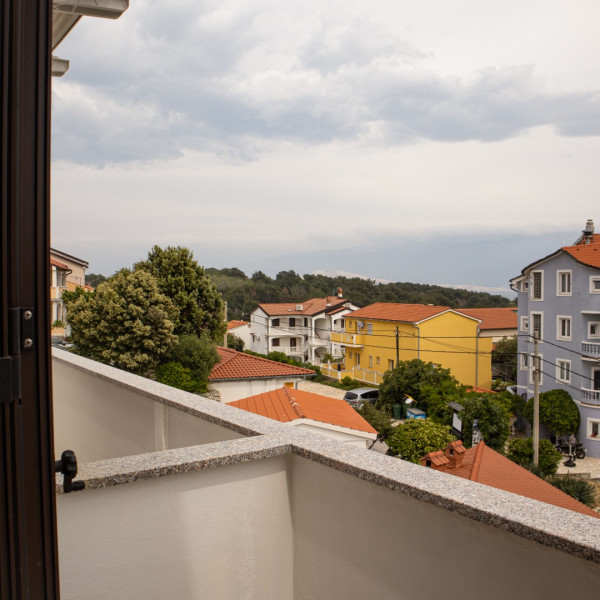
xmin=227 ymin=320 xmax=249 ymax=330
xmin=209 ymin=347 xmax=315 ymax=381
xmin=229 ymin=387 xmax=377 ymax=435
xmin=258 ymin=297 xmax=348 ymax=317
xmin=346 ymin=302 xmax=478 ymax=324
xmin=460 ymin=308 xmax=517 ymax=331
xmin=422 ymin=442 xmax=599 ymax=519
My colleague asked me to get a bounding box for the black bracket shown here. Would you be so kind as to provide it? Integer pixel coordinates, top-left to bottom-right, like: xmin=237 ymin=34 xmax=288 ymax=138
xmin=55 ymin=450 xmax=85 ymax=493
xmin=0 ymin=308 xmax=34 ymax=404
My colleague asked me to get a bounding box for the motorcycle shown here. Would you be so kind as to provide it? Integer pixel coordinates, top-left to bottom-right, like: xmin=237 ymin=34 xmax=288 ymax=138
xmin=554 ymin=435 xmax=586 ymax=459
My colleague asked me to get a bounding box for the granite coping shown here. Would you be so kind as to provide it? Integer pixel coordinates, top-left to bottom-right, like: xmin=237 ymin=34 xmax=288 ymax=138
xmin=53 ymin=348 xmax=600 ymax=564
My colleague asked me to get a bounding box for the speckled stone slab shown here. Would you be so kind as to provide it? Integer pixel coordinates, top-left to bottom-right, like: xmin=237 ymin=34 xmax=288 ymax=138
xmin=53 ymin=349 xmax=600 ymax=563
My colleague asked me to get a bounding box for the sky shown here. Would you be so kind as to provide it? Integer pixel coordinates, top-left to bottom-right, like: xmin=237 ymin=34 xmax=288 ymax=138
xmin=51 ymin=0 xmax=600 ymax=296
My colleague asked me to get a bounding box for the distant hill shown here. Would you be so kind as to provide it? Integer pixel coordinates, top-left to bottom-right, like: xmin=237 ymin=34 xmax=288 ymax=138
xmin=206 ymin=268 xmax=516 ymax=321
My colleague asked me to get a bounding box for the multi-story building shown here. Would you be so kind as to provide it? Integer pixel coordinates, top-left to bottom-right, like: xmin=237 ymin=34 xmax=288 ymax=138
xmin=250 ymin=293 xmax=359 ymax=363
xmin=329 ymin=303 xmax=492 ymax=388
xmin=511 ymin=220 xmax=600 ymax=457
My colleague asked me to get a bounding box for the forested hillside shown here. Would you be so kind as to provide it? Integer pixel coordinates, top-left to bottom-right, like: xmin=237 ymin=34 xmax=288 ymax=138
xmin=206 ymin=268 xmax=515 ymax=320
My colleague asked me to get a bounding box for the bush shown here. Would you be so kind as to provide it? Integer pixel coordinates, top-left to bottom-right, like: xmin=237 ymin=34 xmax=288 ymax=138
xmin=387 ymin=419 xmax=455 ymax=463
xmin=169 ymin=333 xmax=220 ymax=387
xmin=460 ymin=393 xmax=511 ymax=452
xmin=155 ymin=361 xmax=204 ymax=393
xmin=506 ymin=438 xmax=562 ymax=477
xmin=51 ymin=319 xmax=66 ymax=329
xmin=547 ymin=476 xmax=597 ymax=508
xmin=522 ymin=389 xmax=580 ymax=436
xmin=356 ymin=404 xmax=394 ymax=441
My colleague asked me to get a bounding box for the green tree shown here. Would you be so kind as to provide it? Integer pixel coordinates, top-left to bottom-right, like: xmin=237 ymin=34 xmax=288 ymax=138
xmin=378 ymin=359 xmax=464 ymax=417
xmin=135 ymin=246 xmax=225 ymax=341
xmin=522 ymin=389 xmax=580 ymax=436
xmin=506 ymin=438 xmax=562 ymax=477
xmin=387 ymin=419 xmax=456 ymax=463
xmin=85 ymin=272 xmax=108 ymax=288
xmin=168 ymin=333 xmax=220 ymax=388
xmin=356 ymin=404 xmax=394 ymax=441
xmin=227 ymin=332 xmax=245 ymax=351
xmin=63 ymin=269 xmax=178 ymax=374
xmin=491 ymin=335 xmax=517 ymax=382
xmin=459 ymin=393 xmax=511 ymax=452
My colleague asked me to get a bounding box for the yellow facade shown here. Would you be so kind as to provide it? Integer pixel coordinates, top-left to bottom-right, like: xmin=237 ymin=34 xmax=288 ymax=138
xmin=331 ymin=310 xmax=492 ymax=389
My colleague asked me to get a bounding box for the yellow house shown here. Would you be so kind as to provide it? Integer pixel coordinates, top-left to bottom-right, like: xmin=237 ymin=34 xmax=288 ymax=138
xmin=329 ymin=303 xmax=492 ymax=388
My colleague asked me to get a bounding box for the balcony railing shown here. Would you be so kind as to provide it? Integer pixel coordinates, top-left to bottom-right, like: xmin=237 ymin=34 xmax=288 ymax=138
xmin=270 ymin=345 xmax=306 ymax=355
xmin=330 ymin=332 xmax=363 ymax=347
xmin=581 ymin=388 xmax=600 ymax=404
xmin=582 ymin=341 xmax=600 ymax=355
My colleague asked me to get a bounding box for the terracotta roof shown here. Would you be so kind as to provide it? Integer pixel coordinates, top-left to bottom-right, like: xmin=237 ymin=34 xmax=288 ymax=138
xmin=346 ymin=303 xmax=478 ymax=324
xmin=209 ymin=347 xmax=315 ymax=381
xmin=422 ymin=442 xmax=599 ymax=519
xmin=562 ymin=234 xmax=600 ymax=269
xmin=229 ymin=387 xmax=377 ymax=435
xmin=466 ymin=386 xmax=497 ymax=394
xmin=460 ymin=308 xmax=517 ymax=331
xmin=258 ymin=297 xmax=348 ymax=316
xmin=50 ymin=259 xmax=70 ymax=271
xmin=227 ymin=320 xmax=249 ymax=330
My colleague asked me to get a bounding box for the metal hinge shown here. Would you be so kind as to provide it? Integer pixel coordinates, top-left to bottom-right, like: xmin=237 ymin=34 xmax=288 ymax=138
xmin=0 ymin=307 xmax=35 ymax=404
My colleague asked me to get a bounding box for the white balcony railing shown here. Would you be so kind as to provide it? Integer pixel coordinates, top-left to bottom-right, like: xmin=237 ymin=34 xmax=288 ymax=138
xmin=581 ymin=388 xmax=600 ymax=404
xmin=582 ymin=341 xmax=600 ymax=355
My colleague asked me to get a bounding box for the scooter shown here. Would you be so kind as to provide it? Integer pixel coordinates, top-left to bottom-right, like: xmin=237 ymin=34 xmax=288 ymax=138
xmin=554 ymin=436 xmax=586 ymax=459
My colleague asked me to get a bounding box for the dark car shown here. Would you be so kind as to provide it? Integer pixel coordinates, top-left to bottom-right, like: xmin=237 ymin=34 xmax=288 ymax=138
xmin=343 ymin=387 xmax=379 ymax=409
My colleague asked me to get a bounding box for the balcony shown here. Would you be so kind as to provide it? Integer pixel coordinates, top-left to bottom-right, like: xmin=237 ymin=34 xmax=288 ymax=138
xmin=581 ymin=388 xmax=600 ymax=405
xmin=331 ymin=331 xmax=363 ymax=347
xmin=582 ymin=341 xmax=600 ymax=357
xmin=53 ymin=349 xmax=600 ymax=599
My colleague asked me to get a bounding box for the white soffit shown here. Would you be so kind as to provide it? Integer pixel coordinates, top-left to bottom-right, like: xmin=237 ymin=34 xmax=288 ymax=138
xmin=52 ymin=56 xmax=70 ymax=77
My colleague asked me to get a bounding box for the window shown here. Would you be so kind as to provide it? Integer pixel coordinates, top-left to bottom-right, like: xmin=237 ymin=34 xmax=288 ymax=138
xmin=376 ymin=357 xmax=381 ymax=364
xmin=590 ymin=276 xmax=600 ymax=294
xmin=304 ymin=318 xmax=308 ymax=326
xmin=557 ymin=271 xmax=572 ymax=296
xmin=272 ymin=338 xmax=280 ymax=347
xmin=531 ymin=271 xmax=543 ymax=300
xmin=366 ymin=323 xmax=373 ymax=335
xmin=556 ymin=359 xmax=571 ymax=383
xmin=356 ymin=353 xmax=360 ymax=367
xmin=593 ymin=368 xmax=600 ymax=391
xmin=587 ymin=419 xmax=599 ymax=439
xmin=349 ymin=351 xmax=353 ymax=358
xmin=290 ymin=338 xmax=297 ymax=348
xmin=388 ymin=359 xmax=394 ymax=370
xmin=520 ymin=353 xmax=529 ymax=371
xmin=531 ymin=312 xmax=543 ymax=340
xmin=369 ymin=355 xmax=373 ymax=368
xmin=289 ymin=318 xmax=296 ymax=327
xmin=521 ymin=281 xmax=529 ymax=293
xmin=589 ymin=322 xmax=600 ymax=339
xmin=272 ymin=318 xmax=280 ymax=327
xmin=529 ymin=354 xmax=543 ymax=385
xmin=520 ymin=316 xmax=529 ymax=331
xmin=557 ymin=316 xmax=571 ymax=341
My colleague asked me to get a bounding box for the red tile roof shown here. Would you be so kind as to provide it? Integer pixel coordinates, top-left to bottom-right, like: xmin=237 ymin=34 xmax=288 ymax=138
xmin=562 ymin=234 xmax=600 ymax=269
xmin=466 ymin=386 xmax=497 ymax=394
xmin=229 ymin=387 xmax=377 ymax=435
xmin=258 ymin=297 xmax=348 ymax=316
xmin=209 ymin=347 xmax=315 ymax=381
xmin=422 ymin=442 xmax=599 ymax=519
xmin=227 ymin=320 xmax=248 ymax=330
xmin=346 ymin=302 xmax=479 ymax=324
xmin=50 ymin=259 xmax=70 ymax=271
xmin=460 ymin=308 xmax=517 ymax=331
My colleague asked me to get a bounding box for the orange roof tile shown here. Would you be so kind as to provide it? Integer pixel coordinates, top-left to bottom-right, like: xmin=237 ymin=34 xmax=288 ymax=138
xmin=346 ymin=303 xmax=477 ymax=324
xmin=209 ymin=347 xmax=315 ymax=381
xmin=258 ymin=297 xmax=348 ymax=316
xmin=229 ymin=387 xmax=377 ymax=434
xmin=50 ymin=259 xmax=70 ymax=270
xmin=562 ymin=234 xmax=600 ymax=269
xmin=426 ymin=442 xmax=599 ymax=519
xmin=460 ymin=308 xmax=517 ymax=331
xmin=227 ymin=320 xmax=249 ymax=330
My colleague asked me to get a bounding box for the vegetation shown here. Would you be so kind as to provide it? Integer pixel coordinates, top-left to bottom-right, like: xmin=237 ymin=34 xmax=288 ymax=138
xmin=386 ymin=419 xmax=455 ymax=463
xmin=522 ymin=389 xmax=580 ymax=436
xmin=460 ymin=392 xmax=511 ymax=452
xmin=85 ymin=273 xmax=108 ymax=288
xmin=227 ymin=333 xmax=245 ymax=351
xmin=205 ymin=268 xmax=515 ymax=320
xmin=546 ymin=476 xmax=597 ymax=508
xmin=506 ymin=438 xmax=562 ymax=477
xmin=63 ymin=269 xmax=178 ymax=374
xmin=491 ymin=335 xmax=517 ymax=382
xmin=51 ymin=319 xmax=65 ymax=329
xmin=135 ymin=246 xmax=225 ymax=341
xmin=356 ymin=404 xmax=394 ymax=442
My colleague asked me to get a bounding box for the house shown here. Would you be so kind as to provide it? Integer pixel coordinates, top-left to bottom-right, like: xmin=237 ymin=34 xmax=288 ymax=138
xmin=227 ymin=319 xmax=252 ymax=349
xmin=228 ymin=386 xmax=377 ymax=448
xmin=328 ymin=303 xmax=493 ymax=388
xmin=460 ymin=307 xmax=518 ymax=343
xmin=249 ymin=291 xmax=359 ymax=363
xmin=510 ymin=220 xmax=600 ymax=457
xmin=50 ymin=248 xmax=90 ymax=336
xmin=208 ymin=347 xmax=315 ymax=403
xmin=421 ymin=441 xmax=599 ymax=519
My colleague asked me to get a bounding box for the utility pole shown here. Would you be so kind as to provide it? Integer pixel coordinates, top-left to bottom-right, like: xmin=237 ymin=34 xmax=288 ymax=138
xmin=395 ymin=327 xmax=400 ymax=367
xmin=533 ymin=332 xmax=540 ymax=466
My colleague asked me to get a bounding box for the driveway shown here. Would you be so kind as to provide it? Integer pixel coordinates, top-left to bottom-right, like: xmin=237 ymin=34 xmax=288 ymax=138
xmin=297 ymin=380 xmax=347 ymax=400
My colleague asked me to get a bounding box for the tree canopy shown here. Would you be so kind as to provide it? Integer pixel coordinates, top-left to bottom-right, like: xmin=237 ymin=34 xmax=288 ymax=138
xmin=506 ymin=438 xmax=561 ymax=477
xmin=63 ymin=269 xmax=178 ymax=374
xmin=135 ymin=246 xmax=225 ymax=341
xmin=459 ymin=393 xmax=511 ymax=452
xmin=522 ymin=389 xmax=580 ymax=435
xmin=386 ymin=419 xmax=456 ymax=463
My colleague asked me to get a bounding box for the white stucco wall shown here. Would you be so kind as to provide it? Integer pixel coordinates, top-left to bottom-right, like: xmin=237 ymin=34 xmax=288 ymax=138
xmin=291 ymin=420 xmax=373 ymax=448
xmin=211 ymin=377 xmax=302 ymax=404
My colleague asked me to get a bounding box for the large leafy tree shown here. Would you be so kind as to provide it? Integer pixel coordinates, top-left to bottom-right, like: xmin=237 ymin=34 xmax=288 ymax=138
xmin=63 ymin=269 xmax=178 ymax=374
xmin=387 ymin=419 xmax=455 ymax=463
xmin=491 ymin=335 xmax=517 ymax=382
xmin=522 ymin=389 xmax=580 ymax=436
xmin=459 ymin=393 xmax=511 ymax=452
xmin=378 ymin=359 xmax=464 ymax=417
xmin=135 ymin=246 xmax=225 ymax=341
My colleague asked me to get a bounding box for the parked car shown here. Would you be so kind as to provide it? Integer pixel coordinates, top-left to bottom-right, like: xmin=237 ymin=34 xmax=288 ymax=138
xmin=343 ymin=388 xmax=379 ymax=409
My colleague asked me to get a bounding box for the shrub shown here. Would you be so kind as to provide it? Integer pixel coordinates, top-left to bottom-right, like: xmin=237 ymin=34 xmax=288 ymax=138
xmin=547 ymin=476 xmax=597 ymax=508
xmin=506 ymin=437 xmax=562 ymax=477
xmin=387 ymin=419 xmax=455 ymax=463
xmin=51 ymin=319 xmax=66 ymax=329
xmin=356 ymin=404 xmax=394 ymax=441
xmin=522 ymin=389 xmax=580 ymax=436
xmin=460 ymin=393 xmax=511 ymax=452
xmin=155 ymin=361 xmax=203 ymax=393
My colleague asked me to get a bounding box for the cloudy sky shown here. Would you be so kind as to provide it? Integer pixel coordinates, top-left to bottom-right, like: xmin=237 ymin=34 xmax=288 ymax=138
xmin=51 ymin=0 xmax=600 ymax=294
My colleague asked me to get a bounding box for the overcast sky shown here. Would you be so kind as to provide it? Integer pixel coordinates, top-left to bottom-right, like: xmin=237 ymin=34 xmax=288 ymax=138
xmin=51 ymin=0 xmax=600 ymax=294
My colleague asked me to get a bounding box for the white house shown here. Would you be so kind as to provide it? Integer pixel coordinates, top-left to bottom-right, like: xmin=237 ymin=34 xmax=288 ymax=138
xmin=227 ymin=320 xmax=252 ymax=349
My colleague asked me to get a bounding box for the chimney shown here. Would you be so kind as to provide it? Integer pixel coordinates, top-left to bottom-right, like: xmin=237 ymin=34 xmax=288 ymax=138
xmin=582 ymin=219 xmax=595 ymax=244
xmin=338 ymin=287 xmax=343 ymax=298
xmin=419 ymin=450 xmax=449 ymax=471
xmin=443 ymin=441 xmax=466 ymax=468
